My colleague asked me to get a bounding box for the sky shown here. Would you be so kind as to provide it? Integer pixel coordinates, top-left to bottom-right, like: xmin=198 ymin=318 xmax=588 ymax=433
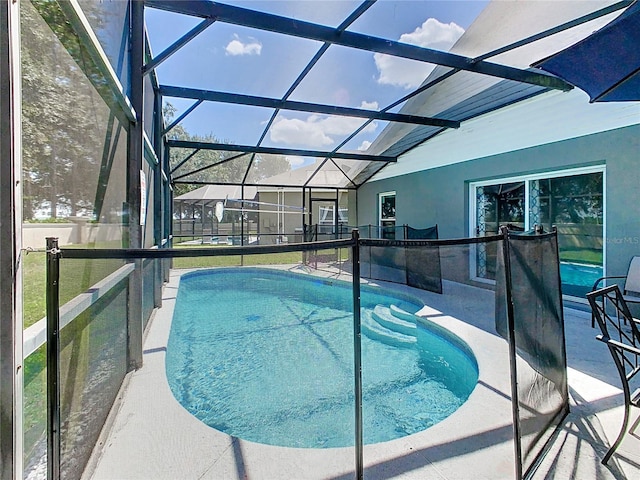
xmin=145 ymin=1 xmax=490 ymax=168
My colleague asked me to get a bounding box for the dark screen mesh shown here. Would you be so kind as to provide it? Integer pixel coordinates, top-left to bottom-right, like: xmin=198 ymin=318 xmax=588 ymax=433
xmin=58 ymin=261 xmax=129 ymax=480
xmin=363 ymin=244 xmax=407 ymax=284
xmin=359 ymin=231 xmax=568 ymax=477
xmin=303 ymin=224 xmax=318 ymax=242
xmin=406 ymin=243 xmax=442 ymax=293
xmin=143 ymin=74 xmax=156 ymax=140
xmin=360 ymin=225 xmax=441 ymax=293
xmin=23 ymin=344 xmax=47 ymax=476
xmin=506 ymin=232 xmax=568 ymax=474
xmin=143 ymin=164 xmax=156 ymax=249
xmin=406 ymin=225 xmax=438 ymax=240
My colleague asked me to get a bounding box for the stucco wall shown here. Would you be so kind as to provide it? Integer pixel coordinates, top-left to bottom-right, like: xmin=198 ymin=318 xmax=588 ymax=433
xmin=22 ymin=222 xmax=124 ymax=249
xmin=357 ymin=125 xmax=640 ymax=277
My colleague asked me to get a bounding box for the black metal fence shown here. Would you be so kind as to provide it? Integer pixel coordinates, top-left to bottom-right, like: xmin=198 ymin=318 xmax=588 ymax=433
xmin=41 ymin=228 xmax=568 ymax=480
xmin=171 ymin=223 xmax=438 ymax=246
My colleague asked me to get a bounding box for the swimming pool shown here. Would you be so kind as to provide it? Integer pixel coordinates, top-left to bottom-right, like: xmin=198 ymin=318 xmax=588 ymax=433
xmin=166 ymin=268 xmax=478 ymax=448
xmin=560 ymin=262 xmax=603 ymax=297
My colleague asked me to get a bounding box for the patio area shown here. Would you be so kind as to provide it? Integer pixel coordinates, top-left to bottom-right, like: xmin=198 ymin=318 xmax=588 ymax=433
xmin=83 ymin=267 xmax=640 ymax=480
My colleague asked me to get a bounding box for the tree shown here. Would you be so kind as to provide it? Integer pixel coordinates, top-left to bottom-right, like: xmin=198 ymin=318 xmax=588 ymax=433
xmin=22 ymin=0 xmax=123 ymax=220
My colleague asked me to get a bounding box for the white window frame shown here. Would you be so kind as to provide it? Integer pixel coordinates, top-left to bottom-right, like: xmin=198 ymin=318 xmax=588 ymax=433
xmin=468 ymin=165 xmax=606 ymax=283
xmin=378 ymin=191 xmax=396 ymax=226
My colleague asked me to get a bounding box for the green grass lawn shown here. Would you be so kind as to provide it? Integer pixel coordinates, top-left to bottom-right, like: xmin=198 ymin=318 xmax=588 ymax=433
xmin=22 ymin=251 xmax=124 ymax=329
xmin=171 ymin=244 xmax=304 ymax=269
xmin=22 ymin=251 xmax=46 ymax=329
xmin=558 ymin=248 xmax=603 ymax=266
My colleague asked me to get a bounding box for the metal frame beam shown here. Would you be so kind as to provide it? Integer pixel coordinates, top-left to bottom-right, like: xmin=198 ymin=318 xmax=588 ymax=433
xmin=56 ymin=0 xmax=136 ymax=121
xmin=159 ymin=85 xmax=460 ymax=128
xmin=173 ymin=180 xmax=359 ymax=190
xmin=162 ymin=99 xmax=203 ymax=135
xmin=145 ymin=0 xmax=572 ymax=91
xmin=0 ymin=0 xmax=22 ymax=477
xmin=144 ymin=17 xmax=216 ymax=75
xmin=45 ymin=239 xmax=61 ymax=480
xmin=170 ymin=148 xmax=201 ymax=174
xmin=153 ymin=89 xmax=164 ymax=247
xmin=127 ymin=0 xmax=145 ymax=370
xmin=167 ymin=140 xmax=397 ymax=162
xmin=171 ymin=151 xmax=248 ymax=182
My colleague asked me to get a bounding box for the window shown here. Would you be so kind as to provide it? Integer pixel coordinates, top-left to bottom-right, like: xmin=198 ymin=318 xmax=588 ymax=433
xmin=471 ymin=167 xmax=604 ymax=297
xmin=379 ymin=191 xmax=396 ymax=239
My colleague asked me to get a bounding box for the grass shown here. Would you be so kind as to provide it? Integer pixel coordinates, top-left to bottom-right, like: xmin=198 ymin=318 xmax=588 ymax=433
xmin=172 ymin=245 xmax=304 ymax=269
xmin=559 ymin=248 xmax=603 ymax=266
xmin=22 ymin=251 xmax=46 ymax=329
xmin=22 ymin=251 xmax=125 ymax=329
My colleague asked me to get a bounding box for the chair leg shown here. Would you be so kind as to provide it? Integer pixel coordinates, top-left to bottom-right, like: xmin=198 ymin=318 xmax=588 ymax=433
xmin=602 ymin=400 xmax=631 ymax=464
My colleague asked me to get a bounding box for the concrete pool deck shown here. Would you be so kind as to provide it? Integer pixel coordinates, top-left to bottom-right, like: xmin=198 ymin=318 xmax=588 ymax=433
xmin=84 ymin=267 xmax=640 ymax=480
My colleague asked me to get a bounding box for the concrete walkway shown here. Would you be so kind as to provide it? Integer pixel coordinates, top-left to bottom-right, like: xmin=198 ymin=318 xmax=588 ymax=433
xmin=84 ymin=268 xmax=639 ymax=480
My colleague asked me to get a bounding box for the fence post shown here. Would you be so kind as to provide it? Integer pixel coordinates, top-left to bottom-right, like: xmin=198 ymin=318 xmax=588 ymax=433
xmin=46 ymin=238 xmax=61 ymax=480
xmin=351 ymin=229 xmax=363 ymax=480
xmin=500 ymin=226 xmax=523 ymax=480
xmin=127 ymin=0 xmax=144 ymax=371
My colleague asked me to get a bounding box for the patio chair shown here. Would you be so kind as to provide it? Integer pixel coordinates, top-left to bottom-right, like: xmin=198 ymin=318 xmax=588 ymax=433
xmin=587 ymin=285 xmax=640 ymax=464
xmin=591 ymin=256 xmax=640 ymax=327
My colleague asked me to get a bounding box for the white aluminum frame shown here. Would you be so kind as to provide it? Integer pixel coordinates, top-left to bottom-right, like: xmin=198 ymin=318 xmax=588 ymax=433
xmin=468 ymin=165 xmax=607 ymax=285
xmin=378 ymin=190 xmax=396 ymax=231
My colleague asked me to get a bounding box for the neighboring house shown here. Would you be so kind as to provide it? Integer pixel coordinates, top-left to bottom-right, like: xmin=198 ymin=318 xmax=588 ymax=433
xmin=257 ymin=161 xmax=355 ymax=243
xmin=356 ymin=0 xmax=640 ymax=299
xmin=172 ymin=167 xmax=355 ymax=244
xmin=173 ymin=185 xmax=258 ymax=242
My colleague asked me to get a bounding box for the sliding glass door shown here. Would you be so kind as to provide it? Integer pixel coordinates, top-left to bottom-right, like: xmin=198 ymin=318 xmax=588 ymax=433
xmin=472 ymin=167 xmax=604 ymax=297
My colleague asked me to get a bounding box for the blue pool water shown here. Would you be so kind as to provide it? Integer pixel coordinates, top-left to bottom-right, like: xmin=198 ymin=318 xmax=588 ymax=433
xmin=166 ymin=268 xmax=478 ymax=448
xmin=560 ymin=262 xmax=603 ymax=297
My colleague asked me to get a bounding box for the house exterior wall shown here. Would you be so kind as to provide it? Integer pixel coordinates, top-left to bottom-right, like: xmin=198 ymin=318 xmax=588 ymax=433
xmin=358 ymin=124 xmax=640 ymax=277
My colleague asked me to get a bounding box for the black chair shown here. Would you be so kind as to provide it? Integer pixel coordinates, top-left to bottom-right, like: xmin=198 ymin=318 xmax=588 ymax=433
xmin=591 ymin=256 xmax=640 ymax=327
xmin=587 ymin=285 xmax=640 ymax=464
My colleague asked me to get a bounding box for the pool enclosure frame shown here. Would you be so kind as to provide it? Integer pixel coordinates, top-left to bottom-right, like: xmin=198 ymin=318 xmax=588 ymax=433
xmin=2 ymin=1 xmax=636 ymax=479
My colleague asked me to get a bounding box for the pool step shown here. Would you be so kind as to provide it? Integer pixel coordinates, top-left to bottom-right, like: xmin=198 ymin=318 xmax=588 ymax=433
xmin=361 ymin=309 xmax=416 ymax=348
xmin=372 ymin=305 xmax=416 ymax=337
xmin=390 ymin=304 xmax=419 ymax=323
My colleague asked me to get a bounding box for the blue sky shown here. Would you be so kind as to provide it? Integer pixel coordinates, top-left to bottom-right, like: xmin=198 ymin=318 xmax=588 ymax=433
xmin=146 ymin=1 xmax=489 ymax=167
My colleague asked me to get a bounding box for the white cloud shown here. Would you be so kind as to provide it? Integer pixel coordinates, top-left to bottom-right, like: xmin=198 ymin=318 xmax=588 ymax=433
xmin=358 ymin=140 xmax=372 ymax=151
xmin=285 ymin=155 xmax=306 ymax=168
xmin=270 ymin=107 xmax=379 ymax=148
xmin=374 ymin=18 xmax=464 ymax=89
xmin=225 ymin=34 xmax=262 ymax=56
xmin=360 ymin=100 xmax=379 ymax=110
